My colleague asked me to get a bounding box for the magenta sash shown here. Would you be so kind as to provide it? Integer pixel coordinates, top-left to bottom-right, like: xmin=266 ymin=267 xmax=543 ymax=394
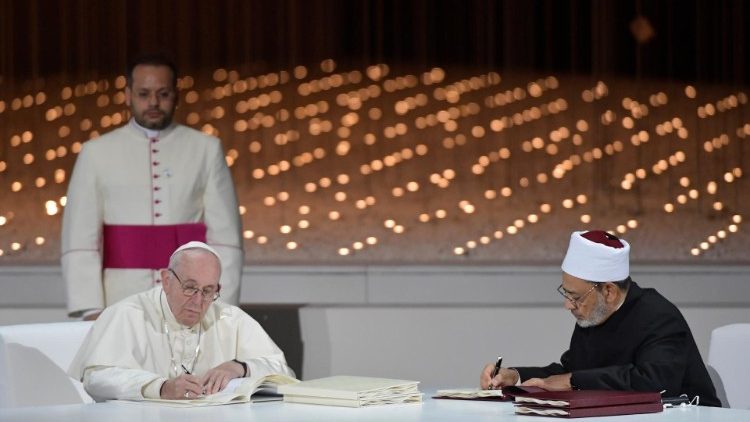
xmin=102 ymin=223 xmax=207 ymax=269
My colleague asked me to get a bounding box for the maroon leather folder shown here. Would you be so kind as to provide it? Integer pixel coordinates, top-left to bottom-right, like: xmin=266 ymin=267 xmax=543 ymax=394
xmin=515 ymin=401 xmax=664 ymax=418
xmin=513 ymin=390 xmax=662 ymax=407
xmin=512 ymin=390 xmax=663 ymax=418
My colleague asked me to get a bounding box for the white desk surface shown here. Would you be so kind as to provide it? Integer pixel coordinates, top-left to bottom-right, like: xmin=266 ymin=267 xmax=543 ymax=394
xmin=1 ymin=394 xmax=748 ymax=422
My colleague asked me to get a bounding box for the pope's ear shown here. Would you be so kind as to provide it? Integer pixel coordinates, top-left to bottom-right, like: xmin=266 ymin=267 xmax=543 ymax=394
xmin=160 ymin=269 xmax=171 ymax=287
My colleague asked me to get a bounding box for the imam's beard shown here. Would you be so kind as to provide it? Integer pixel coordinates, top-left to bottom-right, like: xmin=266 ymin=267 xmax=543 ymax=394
xmin=576 ymin=292 xmax=610 ymax=328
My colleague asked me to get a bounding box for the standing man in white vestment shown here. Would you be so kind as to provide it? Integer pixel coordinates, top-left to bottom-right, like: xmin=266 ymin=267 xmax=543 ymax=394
xmin=61 ymin=53 xmax=243 ymax=320
xmin=69 ymin=242 xmax=293 ymax=401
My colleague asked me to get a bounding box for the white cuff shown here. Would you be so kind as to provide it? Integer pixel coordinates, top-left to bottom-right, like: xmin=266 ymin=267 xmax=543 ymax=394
xmin=142 ymin=377 xmax=168 ymax=399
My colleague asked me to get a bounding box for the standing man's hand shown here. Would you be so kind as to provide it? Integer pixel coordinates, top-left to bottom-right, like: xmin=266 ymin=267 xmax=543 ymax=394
xmin=480 ymin=363 xmax=520 ymax=390
xmin=160 ymin=374 xmax=204 ymax=399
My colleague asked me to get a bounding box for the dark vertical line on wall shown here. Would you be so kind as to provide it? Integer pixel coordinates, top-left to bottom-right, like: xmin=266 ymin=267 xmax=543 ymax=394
xmin=359 ymin=1 xmax=370 ymax=63
xmin=287 ymin=0 xmax=299 ymax=67
xmin=504 ymin=1 xmax=513 ymax=69
xmin=29 ymin=0 xmax=40 ymax=84
xmin=486 ymin=0 xmax=497 ymax=69
xmin=568 ymin=0 xmax=580 ymax=73
xmin=375 ymin=0 xmax=384 ymax=64
xmin=414 ymin=0 xmax=427 ymax=67
xmin=734 ymin=0 xmax=748 ymax=209
xmin=693 ymin=0 xmax=704 ymax=212
xmin=633 ymin=0 xmax=645 ymax=215
xmin=116 ymin=0 xmax=128 ymax=77
xmin=0 ymin=0 xmax=12 ymax=163
xmin=74 ymin=0 xmax=85 ymax=80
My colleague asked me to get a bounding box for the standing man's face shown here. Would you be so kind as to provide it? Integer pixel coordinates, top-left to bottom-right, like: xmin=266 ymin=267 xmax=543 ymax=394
xmin=125 ymin=64 xmax=177 ymax=130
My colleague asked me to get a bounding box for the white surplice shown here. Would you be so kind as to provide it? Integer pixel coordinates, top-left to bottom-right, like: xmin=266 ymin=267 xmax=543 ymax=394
xmin=61 ymin=120 xmax=243 ymax=317
xmin=68 ymin=287 xmax=293 ymax=402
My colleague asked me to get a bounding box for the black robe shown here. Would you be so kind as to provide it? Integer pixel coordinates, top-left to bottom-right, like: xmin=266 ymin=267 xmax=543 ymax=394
xmin=515 ymin=281 xmax=721 ymax=407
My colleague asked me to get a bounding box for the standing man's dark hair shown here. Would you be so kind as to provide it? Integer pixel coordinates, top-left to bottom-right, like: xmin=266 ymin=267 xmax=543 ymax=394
xmin=126 ymin=53 xmax=178 ymax=88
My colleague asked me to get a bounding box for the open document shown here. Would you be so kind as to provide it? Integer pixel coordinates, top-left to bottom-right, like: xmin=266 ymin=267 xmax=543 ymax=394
xmin=434 ymin=385 xmax=546 ymax=401
xmin=277 ymin=375 xmax=422 ymax=407
xmin=132 ymin=373 xmax=299 ymax=407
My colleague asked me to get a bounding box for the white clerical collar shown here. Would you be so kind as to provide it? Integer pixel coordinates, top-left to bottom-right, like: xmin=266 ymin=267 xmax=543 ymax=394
xmin=129 ymin=119 xmax=160 ymax=139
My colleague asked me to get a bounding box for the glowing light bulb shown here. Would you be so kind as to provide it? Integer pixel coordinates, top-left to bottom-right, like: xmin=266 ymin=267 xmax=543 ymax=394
xmin=45 ymin=200 xmax=59 ymax=216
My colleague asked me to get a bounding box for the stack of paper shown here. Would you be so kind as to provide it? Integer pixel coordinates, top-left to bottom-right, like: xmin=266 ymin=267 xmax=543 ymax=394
xmin=512 ymin=390 xmax=663 ymax=418
xmin=277 ymin=375 xmax=422 ymax=407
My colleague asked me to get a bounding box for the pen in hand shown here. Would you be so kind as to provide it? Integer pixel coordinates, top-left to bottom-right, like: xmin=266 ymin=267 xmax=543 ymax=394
xmin=181 ymin=364 xmax=207 ymax=397
xmin=488 ymin=356 xmax=503 ymax=390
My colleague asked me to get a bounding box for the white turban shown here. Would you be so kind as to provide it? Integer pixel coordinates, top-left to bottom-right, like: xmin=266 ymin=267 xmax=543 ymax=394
xmin=561 ymin=230 xmax=630 ymax=282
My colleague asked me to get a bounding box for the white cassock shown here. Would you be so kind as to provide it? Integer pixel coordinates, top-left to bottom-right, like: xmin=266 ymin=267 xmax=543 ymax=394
xmin=61 ymin=120 xmax=243 ymax=317
xmin=68 ymin=286 xmax=294 ymax=402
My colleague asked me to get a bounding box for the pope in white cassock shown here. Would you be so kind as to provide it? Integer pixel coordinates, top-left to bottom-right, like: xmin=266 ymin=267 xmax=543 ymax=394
xmin=61 ymin=54 xmax=243 ymax=320
xmin=69 ymin=241 xmax=293 ymax=401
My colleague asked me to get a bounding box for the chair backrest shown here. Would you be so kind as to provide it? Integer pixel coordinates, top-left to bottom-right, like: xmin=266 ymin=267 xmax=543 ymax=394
xmin=0 ymin=321 xmax=94 ymax=408
xmin=707 ymin=323 xmax=750 ymax=409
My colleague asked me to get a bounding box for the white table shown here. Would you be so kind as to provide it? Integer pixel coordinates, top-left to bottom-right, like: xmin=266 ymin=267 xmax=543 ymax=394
xmin=1 ymin=394 xmax=748 ymax=422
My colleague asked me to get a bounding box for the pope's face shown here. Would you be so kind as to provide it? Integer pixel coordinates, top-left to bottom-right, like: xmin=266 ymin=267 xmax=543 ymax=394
xmin=161 ymin=250 xmax=220 ymax=327
xmin=125 ymin=64 xmax=177 ymax=130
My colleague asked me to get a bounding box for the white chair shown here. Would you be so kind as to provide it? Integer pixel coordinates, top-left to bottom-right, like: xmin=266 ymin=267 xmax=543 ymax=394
xmin=0 ymin=321 xmax=94 ymax=408
xmin=707 ymin=323 xmax=750 ymax=409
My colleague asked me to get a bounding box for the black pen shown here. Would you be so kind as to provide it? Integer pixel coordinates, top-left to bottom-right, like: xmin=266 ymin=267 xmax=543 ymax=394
xmin=181 ymin=364 xmax=207 ymax=397
xmin=488 ymin=356 xmax=503 ymax=390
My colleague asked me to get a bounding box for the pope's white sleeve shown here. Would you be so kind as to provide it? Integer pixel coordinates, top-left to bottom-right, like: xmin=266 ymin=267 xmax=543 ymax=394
xmin=237 ymin=312 xmax=295 ymax=378
xmin=245 ymin=356 xmax=296 ymax=379
xmin=83 ymin=366 xmax=163 ymax=402
xmin=61 ymin=143 xmax=105 ymax=317
xmin=202 ymin=137 xmax=243 ymax=306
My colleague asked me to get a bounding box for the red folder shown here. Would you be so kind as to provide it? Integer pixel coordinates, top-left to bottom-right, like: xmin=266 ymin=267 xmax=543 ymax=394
xmin=513 ymin=390 xmax=662 ymax=407
xmin=512 ymin=390 xmax=663 ymax=418
xmin=515 ymin=401 xmax=664 ymax=418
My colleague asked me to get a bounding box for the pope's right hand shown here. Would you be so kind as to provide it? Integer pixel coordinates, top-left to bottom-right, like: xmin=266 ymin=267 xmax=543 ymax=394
xmin=160 ymin=374 xmax=204 ymax=400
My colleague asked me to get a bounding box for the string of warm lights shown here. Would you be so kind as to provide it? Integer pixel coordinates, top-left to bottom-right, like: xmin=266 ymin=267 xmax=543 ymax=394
xmin=690 ymin=215 xmax=743 ymax=256
xmin=620 ymin=151 xmax=686 ymax=190
xmin=1 ymin=61 xmax=749 ymax=261
xmin=662 ymin=168 xmax=743 ymax=214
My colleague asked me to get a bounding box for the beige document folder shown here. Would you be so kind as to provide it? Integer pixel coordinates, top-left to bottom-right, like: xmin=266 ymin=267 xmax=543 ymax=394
xmin=277 ymin=375 xmax=422 ymax=407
